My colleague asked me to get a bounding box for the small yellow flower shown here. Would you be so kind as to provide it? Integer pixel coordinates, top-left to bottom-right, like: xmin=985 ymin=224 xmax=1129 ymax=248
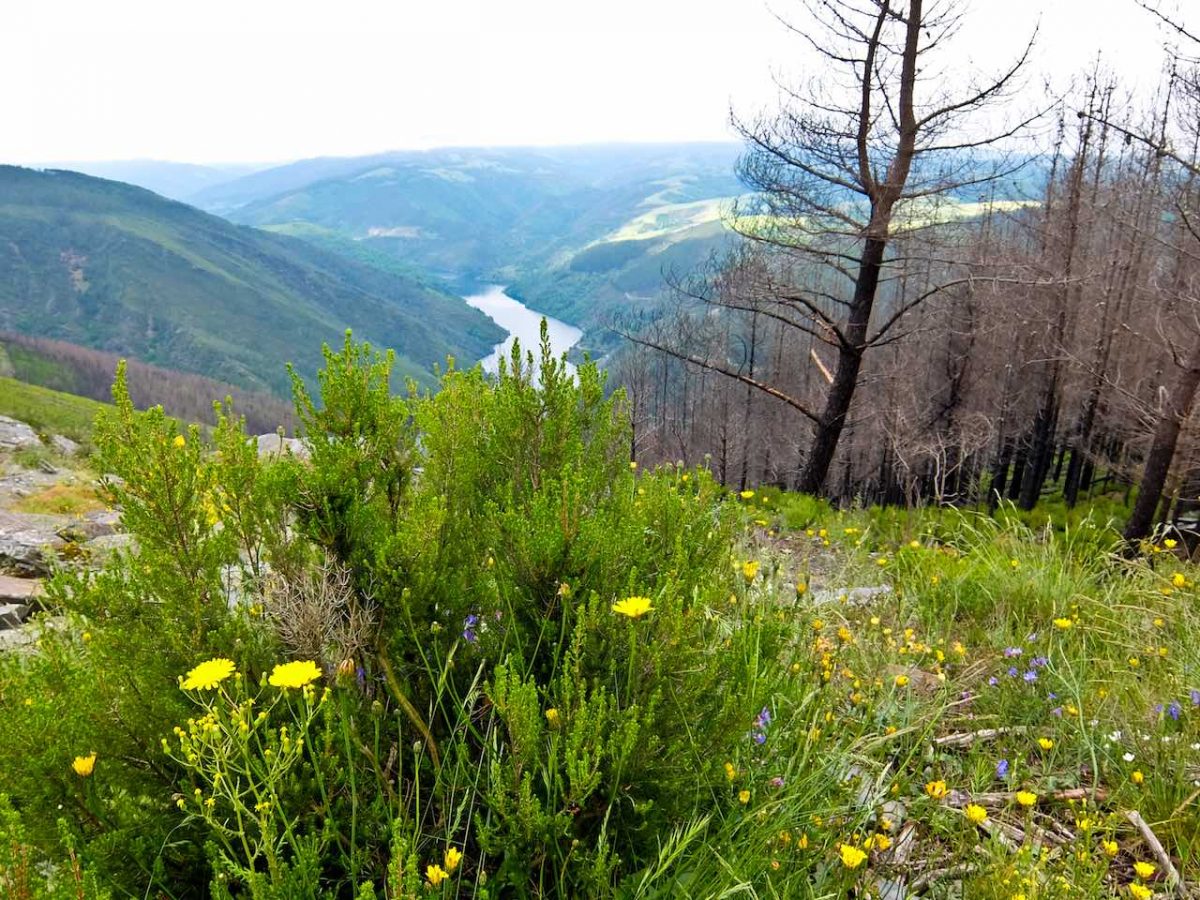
xmin=838 ymin=843 xmax=867 ymax=869
xmin=1129 ymin=884 xmax=1153 ymax=900
xmin=1015 ymin=790 xmax=1037 ymax=808
xmin=426 ymin=863 xmax=449 ymax=886
xmin=909 ymin=540 xmax=921 ymax=549
xmin=1131 ymin=770 xmax=1145 ymax=786
xmin=172 ymin=434 xmax=186 ymax=448
xmin=181 ymin=658 xmax=236 ymax=691
xmin=894 ymin=674 xmax=910 ymax=687
xmin=268 ymin=660 xmax=322 ymax=689
xmin=1037 ymin=737 xmax=1054 ymax=751
xmin=72 ymin=753 xmax=97 ymax=777
xmin=739 ymin=489 xmax=754 ymax=499
xmin=611 ymin=596 xmax=654 ymax=619
xmin=871 ymin=832 xmax=892 ymax=851
xmin=629 ymin=460 xmax=637 ymax=470
xmin=724 ymin=761 xmax=737 ymax=781
xmin=796 ymin=581 xmax=808 ymax=596
xmin=738 ymin=789 xmax=751 ymax=804
xmin=1053 ymin=617 xmax=1074 ymax=630
xmin=1102 ymin=839 xmax=1119 ymax=857
xmin=1133 ymin=861 xmax=1155 ymax=879
xmin=1129 ymin=656 xmax=1140 ymax=668
xmin=1164 ymin=538 xmax=1178 ymax=549
xmin=545 ymin=708 xmax=560 ymax=729
xmin=925 ymin=780 xmax=947 ymax=799
xmin=444 ymin=847 xmax=462 ymax=873
xmin=876 ymin=557 xmax=889 ymax=567
xmin=965 ymin=803 xmax=988 ymax=824
xmin=741 ymin=560 xmax=760 ymax=582
xmin=1010 ymin=558 xmax=1020 ymax=568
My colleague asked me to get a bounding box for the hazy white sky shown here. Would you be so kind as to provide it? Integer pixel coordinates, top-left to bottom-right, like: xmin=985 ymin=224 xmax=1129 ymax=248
xmin=1 ymin=0 xmax=1182 ymax=165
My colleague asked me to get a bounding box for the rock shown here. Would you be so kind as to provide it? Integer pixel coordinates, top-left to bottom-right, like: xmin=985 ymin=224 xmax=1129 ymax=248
xmin=57 ymin=509 xmax=121 ymax=543
xmin=0 ymin=603 xmax=30 ymax=627
xmin=38 ymin=459 xmax=59 ymax=474
xmin=50 ymin=434 xmax=81 ymax=456
xmin=256 ymin=433 xmax=309 ymax=460
xmin=83 ymin=532 xmax=136 ymax=562
xmin=0 ymin=511 xmax=68 ymax=576
xmin=0 ymin=615 xmax=65 ymax=654
xmin=0 ymin=416 xmax=41 ymax=451
xmin=0 ymin=574 xmax=44 ymax=604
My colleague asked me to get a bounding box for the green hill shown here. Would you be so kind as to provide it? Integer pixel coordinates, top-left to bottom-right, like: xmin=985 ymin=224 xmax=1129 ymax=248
xmin=0 ymin=166 xmax=505 ymax=394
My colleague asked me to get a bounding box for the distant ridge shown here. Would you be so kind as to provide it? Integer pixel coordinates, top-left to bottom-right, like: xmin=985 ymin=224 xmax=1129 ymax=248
xmin=0 ymin=166 xmax=505 ymax=395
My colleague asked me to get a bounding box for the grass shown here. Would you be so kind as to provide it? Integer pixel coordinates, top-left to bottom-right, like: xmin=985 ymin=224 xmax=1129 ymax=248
xmin=696 ymin=489 xmax=1200 ymax=896
xmin=12 ymin=482 xmax=106 ymax=516
xmin=0 ymin=376 xmax=106 ymax=443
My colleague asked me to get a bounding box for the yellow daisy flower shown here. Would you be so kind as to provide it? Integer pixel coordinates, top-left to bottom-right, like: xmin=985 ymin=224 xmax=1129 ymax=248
xmin=181 ymin=658 xmax=236 ymax=691
xmin=268 ymin=660 xmax=322 ymax=689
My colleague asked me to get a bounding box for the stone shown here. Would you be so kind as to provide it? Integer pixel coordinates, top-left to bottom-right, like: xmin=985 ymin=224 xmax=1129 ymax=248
xmin=810 ymin=584 xmax=893 ymax=607
xmin=83 ymin=532 xmax=136 ymax=562
xmin=57 ymin=509 xmax=121 ymax=542
xmin=0 ymin=510 xmax=68 ymax=576
xmin=50 ymin=434 xmax=81 ymax=456
xmin=0 ymin=603 xmax=30 ymax=627
xmin=0 ymin=416 xmax=41 ymax=451
xmin=0 ymin=574 xmax=43 ymax=603
xmin=256 ymin=433 xmax=309 ymax=460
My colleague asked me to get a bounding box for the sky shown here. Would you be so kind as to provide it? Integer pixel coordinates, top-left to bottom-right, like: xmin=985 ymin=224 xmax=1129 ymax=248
xmin=1 ymin=0 xmax=1183 ymax=166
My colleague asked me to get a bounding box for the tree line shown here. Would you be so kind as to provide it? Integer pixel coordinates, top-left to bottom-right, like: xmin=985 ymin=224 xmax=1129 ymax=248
xmin=614 ymin=0 xmax=1200 ymax=543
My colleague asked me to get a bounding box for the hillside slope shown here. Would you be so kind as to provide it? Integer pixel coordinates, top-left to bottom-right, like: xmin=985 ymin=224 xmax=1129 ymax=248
xmin=0 ymin=167 xmax=504 ymax=394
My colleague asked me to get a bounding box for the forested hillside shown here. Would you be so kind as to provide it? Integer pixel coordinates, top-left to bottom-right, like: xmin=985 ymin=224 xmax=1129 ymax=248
xmin=0 ymin=167 xmax=504 ymax=394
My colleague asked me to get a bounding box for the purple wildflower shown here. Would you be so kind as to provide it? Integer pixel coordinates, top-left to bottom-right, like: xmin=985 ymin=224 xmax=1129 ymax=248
xmin=1051 ymin=707 xmax=1063 ymax=717
xmin=753 ymin=732 xmax=767 ymax=745
xmin=770 ymin=776 xmax=786 ymax=788
xmin=1003 ymin=647 xmax=1023 ymax=658
xmin=1191 ymin=689 xmax=1200 ymax=707
xmin=1168 ymin=701 xmax=1182 ymax=721
xmin=996 ymin=758 xmax=1009 ymax=778
xmin=1023 ymin=670 xmax=1038 ymax=683
xmin=463 ymin=614 xmax=480 ymax=643
xmin=1007 ymin=667 xmax=1019 ymax=678
xmin=1031 ymin=656 xmax=1049 ymax=668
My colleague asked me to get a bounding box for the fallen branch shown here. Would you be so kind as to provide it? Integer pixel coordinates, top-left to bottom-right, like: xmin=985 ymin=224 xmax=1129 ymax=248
xmin=1125 ymin=809 xmax=1191 ymax=898
xmin=934 ymin=726 xmax=1027 ymax=748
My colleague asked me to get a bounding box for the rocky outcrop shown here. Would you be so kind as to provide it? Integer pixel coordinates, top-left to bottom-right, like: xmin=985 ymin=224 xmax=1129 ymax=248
xmin=0 ymin=416 xmax=41 ymax=451
xmin=256 ymin=433 xmax=309 ymax=460
xmin=0 ymin=510 xmax=68 ymax=576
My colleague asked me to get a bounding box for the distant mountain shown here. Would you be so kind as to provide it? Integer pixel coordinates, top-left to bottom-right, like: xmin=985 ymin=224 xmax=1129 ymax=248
xmin=0 ymin=166 xmax=505 ymax=395
xmin=185 ymin=144 xmax=745 ymax=345
xmin=37 ymin=160 xmax=269 ymax=203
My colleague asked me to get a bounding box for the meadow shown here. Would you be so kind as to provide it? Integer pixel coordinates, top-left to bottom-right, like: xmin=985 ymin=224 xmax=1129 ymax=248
xmin=0 ymin=336 xmax=1196 ymax=899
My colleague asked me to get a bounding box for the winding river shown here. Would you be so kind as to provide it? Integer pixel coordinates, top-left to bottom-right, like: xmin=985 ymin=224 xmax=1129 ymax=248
xmin=464 ymin=284 xmax=583 ymax=376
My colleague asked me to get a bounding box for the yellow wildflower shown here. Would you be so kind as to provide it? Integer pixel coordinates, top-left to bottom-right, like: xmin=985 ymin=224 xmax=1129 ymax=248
xmin=1131 ymin=770 xmax=1145 ymax=785
xmin=72 ymin=753 xmax=97 ymax=777
xmin=909 ymin=540 xmax=921 ymax=549
xmin=1129 ymin=885 xmax=1153 ymax=900
xmin=1164 ymin=538 xmax=1178 ymax=549
xmin=444 ymin=847 xmax=462 ymax=873
xmin=426 ymin=863 xmax=449 ymax=886
xmin=838 ymin=843 xmax=867 ymax=869
xmin=724 ymin=762 xmax=737 ymax=781
xmin=611 ymin=596 xmax=654 ymax=619
xmin=545 ymin=708 xmax=560 ymax=729
xmin=1053 ymin=617 xmax=1074 ymax=630
xmin=1102 ymin=839 xmax=1119 ymax=857
xmin=739 ymin=489 xmax=754 ymax=499
xmin=181 ymin=658 xmax=236 ymax=691
xmin=172 ymin=434 xmax=186 ymax=448
xmin=741 ymin=560 xmax=760 ymax=582
xmin=925 ymin=780 xmax=947 ymax=799
xmin=1037 ymin=737 xmax=1054 ymax=751
xmin=738 ymin=789 xmax=750 ymax=804
xmin=268 ymin=660 xmax=322 ymax=689
xmin=894 ymin=674 xmax=910 ymax=687
xmin=629 ymin=461 xmax=637 ymax=470
xmin=1133 ymin=861 xmax=1155 ymax=879
xmin=1015 ymin=791 xmax=1037 ymax=808
xmin=965 ymin=804 xmax=988 ymax=825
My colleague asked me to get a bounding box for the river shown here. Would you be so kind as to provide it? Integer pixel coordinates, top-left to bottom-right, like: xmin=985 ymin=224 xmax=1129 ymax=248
xmin=464 ymin=284 xmax=583 ymax=376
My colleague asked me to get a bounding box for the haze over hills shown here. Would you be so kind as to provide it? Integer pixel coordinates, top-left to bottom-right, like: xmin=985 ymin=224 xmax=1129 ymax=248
xmin=0 ymin=166 xmax=505 ymax=395
xmin=36 ymin=159 xmax=271 ymax=203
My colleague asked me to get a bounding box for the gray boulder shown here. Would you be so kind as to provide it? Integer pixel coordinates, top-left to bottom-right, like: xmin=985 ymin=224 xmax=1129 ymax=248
xmin=0 ymin=416 xmax=40 ymax=452
xmin=256 ymin=433 xmax=309 ymax=460
xmin=0 ymin=510 xmax=68 ymax=576
xmin=50 ymin=434 xmax=81 ymax=456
